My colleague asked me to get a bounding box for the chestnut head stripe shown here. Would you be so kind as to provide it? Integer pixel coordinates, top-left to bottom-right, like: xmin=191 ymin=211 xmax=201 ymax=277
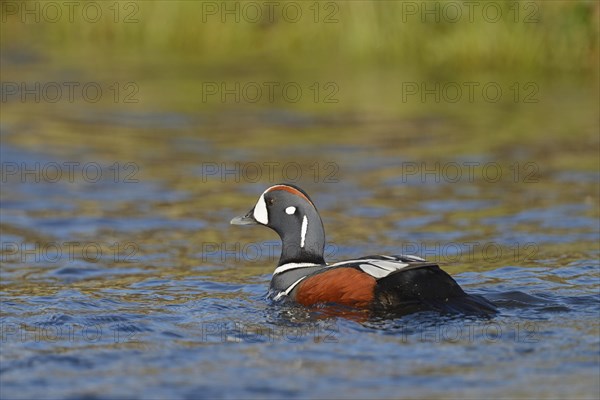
xmin=266 ymin=185 xmax=314 ymax=207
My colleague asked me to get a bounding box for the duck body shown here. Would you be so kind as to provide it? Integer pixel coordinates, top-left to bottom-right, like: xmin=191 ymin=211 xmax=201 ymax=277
xmin=231 ymin=184 xmax=497 ymax=316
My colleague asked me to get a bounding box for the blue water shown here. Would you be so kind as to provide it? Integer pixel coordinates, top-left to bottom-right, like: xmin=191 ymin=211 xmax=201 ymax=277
xmin=1 ymin=116 xmax=599 ymax=399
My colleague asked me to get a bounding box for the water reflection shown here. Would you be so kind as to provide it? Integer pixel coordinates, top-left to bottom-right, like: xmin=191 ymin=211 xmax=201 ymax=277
xmin=1 ymin=63 xmax=598 ymax=399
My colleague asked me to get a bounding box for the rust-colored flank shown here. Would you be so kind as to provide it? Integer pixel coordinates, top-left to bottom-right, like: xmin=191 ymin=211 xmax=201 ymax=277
xmin=295 ymin=268 xmax=376 ymax=307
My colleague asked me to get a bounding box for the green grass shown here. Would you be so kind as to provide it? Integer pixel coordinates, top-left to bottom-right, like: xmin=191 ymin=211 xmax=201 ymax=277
xmin=1 ymin=0 xmax=598 ymax=73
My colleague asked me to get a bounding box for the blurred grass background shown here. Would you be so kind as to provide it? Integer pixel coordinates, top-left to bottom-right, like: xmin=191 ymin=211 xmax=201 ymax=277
xmin=1 ymin=0 xmax=598 ymax=73
xmin=1 ymin=0 xmax=598 ymax=176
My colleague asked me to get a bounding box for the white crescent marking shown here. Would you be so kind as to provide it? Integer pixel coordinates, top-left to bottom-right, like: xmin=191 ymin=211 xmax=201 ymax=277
xmin=253 ymin=194 xmax=269 ymax=224
xmin=300 ymin=215 xmax=308 ymax=248
xmin=273 ymin=276 xmax=306 ymax=301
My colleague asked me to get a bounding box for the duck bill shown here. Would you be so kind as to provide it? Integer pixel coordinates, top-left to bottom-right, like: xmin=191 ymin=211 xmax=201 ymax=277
xmin=230 ymin=209 xmax=258 ymax=225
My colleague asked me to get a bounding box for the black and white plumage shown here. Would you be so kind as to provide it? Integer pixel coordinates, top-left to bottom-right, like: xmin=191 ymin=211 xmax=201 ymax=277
xmin=231 ymin=184 xmax=497 ymax=315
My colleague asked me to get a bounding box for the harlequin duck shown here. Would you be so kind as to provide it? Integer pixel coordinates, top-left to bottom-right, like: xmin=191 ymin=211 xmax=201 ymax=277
xmin=231 ymin=184 xmax=497 ymax=315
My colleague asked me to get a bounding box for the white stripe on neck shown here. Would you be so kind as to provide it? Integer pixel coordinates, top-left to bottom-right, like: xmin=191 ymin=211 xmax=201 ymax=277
xmin=300 ymin=215 xmax=308 ymax=248
xmin=273 ymin=262 xmax=320 ymax=275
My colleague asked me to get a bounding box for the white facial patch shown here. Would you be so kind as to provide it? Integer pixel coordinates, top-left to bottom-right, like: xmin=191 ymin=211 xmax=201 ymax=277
xmin=300 ymin=215 xmax=308 ymax=248
xmin=253 ymin=194 xmax=269 ymax=224
xmin=285 ymin=206 xmax=296 ymax=215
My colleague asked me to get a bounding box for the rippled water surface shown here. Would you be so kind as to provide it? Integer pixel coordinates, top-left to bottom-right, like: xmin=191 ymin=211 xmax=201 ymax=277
xmin=1 ymin=58 xmax=599 ymax=399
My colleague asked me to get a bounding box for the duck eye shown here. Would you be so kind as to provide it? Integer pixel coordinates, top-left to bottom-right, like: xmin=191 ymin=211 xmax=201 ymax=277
xmin=267 ymin=198 xmax=275 ymax=206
